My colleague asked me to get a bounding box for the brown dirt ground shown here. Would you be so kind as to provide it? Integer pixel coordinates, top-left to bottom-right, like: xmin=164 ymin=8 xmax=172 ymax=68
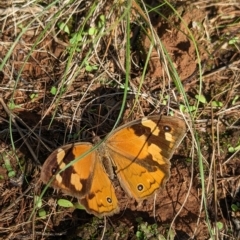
xmin=0 ymin=1 xmax=240 ymax=240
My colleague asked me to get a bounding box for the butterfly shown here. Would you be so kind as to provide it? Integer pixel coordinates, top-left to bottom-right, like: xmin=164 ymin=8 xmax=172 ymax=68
xmin=40 ymin=115 xmax=186 ymax=217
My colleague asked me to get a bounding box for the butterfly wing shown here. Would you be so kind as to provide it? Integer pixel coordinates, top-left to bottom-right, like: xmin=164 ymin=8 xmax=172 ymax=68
xmin=105 ymin=115 xmax=186 ymax=201
xmin=41 ymin=143 xmax=119 ymax=217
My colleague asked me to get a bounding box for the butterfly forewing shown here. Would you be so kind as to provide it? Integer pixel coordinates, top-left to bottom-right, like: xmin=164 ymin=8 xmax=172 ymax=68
xmin=41 ymin=143 xmax=95 ymax=198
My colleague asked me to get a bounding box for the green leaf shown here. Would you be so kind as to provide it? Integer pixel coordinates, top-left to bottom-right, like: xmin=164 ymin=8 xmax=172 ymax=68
xmin=188 ymin=105 xmax=197 ymax=112
xmin=216 ymin=221 xmax=224 ymax=230
xmin=195 ymin=94 xmax=207 ymax=104
xmin=180 ymin=104 xmax=196 ymax=113
xmin=4 ymin=157 xmax=12 ymax=172
xmin=228 ymin=146 xmax=235 ymax=153
xmin=136 ymin=230 xmax=144 ymax=240
xmin=38 ymin=208 xmax=47 ymax=219
xmin=58 ymin=22 xmax=70 ymax=34
xmin=50 ymin=86 xmax=57 ymax=95
xmin=228 ymin=144 xmax=240 ymax=153
xmin=211 ymin=101 xmax=223 ymax=107
xmin=231 ymin=203 xmax=240 ymax=211
xmin=85 ymin=64 xmax=98 ymax=72
xmin=232 ymin=95 xmax=239 ymax=105
xmin=35 ymin=196 xmax=43 ymax=208
xmin=8 ymin=101 xmax=20 ymax=110
xmin=74 ymin=202 xmax=86 ymax=210
xmin=30 ymin=93 xmax=38 ymax=99
xmin=98 ymin=15 xmax=106 ymax=28
xmin=179 ymin=104 xmax=186 ymax=112
xmin=70 ymin=32 xmax=83 ymax=44
xmin=85 ymin=65 xmax=93 ymax=72
xmin=88 ymin=27 xmax=96 ymax=36
xmin=8 ymin=170 xmax=16 ymax=178
xmin=57 ymin=199 xmax=74 ymax=208
xmin=229 ymin=37 xmax=239 ymax=45
xmin=99 ymin=15 xmax=105 ymax=23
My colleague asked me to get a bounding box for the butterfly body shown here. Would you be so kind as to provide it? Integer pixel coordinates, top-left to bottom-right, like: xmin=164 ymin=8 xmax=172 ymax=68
xmin=41 ymin=115 xmax=186 ymax=217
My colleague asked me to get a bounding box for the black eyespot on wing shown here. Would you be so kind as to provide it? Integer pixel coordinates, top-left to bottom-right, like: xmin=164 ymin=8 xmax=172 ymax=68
xmin=51 ymin=167 xmax=57 ymax=175
xmin=163 ymin=125 xmax=171 ymax=132
xmin=107 ymin=197 xmax=112 ymax=203
xmin=137 ymin=184 xmax=144 ymax=192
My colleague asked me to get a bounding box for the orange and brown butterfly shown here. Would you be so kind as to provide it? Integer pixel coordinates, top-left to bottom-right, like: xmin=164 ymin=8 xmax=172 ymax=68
xmin=40 ymin=115 xmax=186 ymax=217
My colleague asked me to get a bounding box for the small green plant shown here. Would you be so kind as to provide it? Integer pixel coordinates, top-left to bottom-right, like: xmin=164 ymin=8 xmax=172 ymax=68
xmin=38 ymin=208 xmax=47 ymax=219
xmin=74 ymin=202 xmax=86 ymax=210
xmin=228 ymin=36 xmax=239 ymax=45
xmin=231 ymin=202 xmax=240 ymax=212
xmin=57 ymin=198 xmax=74 ymax=208
xmin=58 ymin=21 xmax=71 ymax=35
xmin=50 ymin=86 xmax=57 ymax=95
xmin=2 ymin=153 xmax=16 ymax=178
xmin=135 ymin=217 xmax=176 ymax=240
xmin=136 ymin=222 xmax=158 ymax=240
xmin=35 ymin=196 xmax=43 ymax=208
xmin=232 ymin=95 xmax=239 ymax=105
xmin=35 ymin=195 xmax=46 ymax=219
xmin=161 ymin=95 xmax=170 ymax=106
xmin=50 ymin=86 xmax=66 ymax=95
xmin=216 ymin=221 xmax=224 ymax=231
xmin=195 ymin=94 xmax=207 ymax=104
xmin=88 ymin=27 xmax=97 ymax=36
xmin=88 ymin=14 xmax=106 ymax=36
xmin=180 ymin=104 xmax=196 ymax=113
xmin=30 ymin=93 xmax=38 ymax=100
xmin=40 ymin=197 xmax=85 ymax=218
xmin=135 ymin=218 xmax=160 ymax=240
xmin=211 ymin=101 xmax=223 ymax=107
xmin=8 ymin=100 xmax=21 ymax=110
xmin=85 ymin=62 xmax=98 ymax=72
xmin=69 ymin=31 xmax=83 ymax=46
xmin=228 ymin=36 xmax=239 ymax=50
xmin=180 ymin=93 xmax=225 ymax=113
xmin=228 ymin=142 xmax=240 ymax=153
